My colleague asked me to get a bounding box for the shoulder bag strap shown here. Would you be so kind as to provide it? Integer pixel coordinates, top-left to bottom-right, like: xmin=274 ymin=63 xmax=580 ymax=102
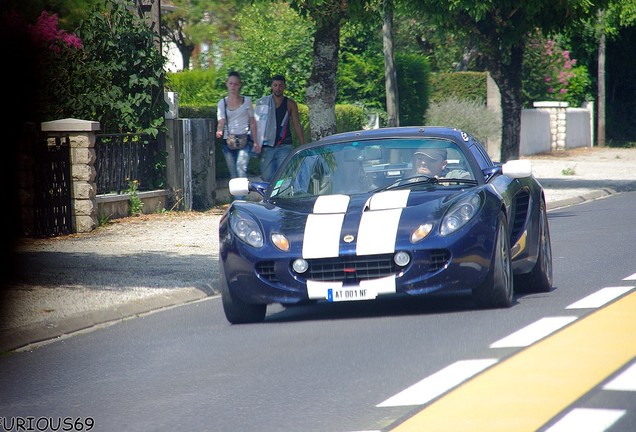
xmin=223 ymin=97 xmax=229 ymax=135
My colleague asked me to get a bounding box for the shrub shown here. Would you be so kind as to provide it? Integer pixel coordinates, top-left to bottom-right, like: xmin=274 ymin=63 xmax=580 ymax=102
xmin=429 ymin=72 xmax=488 ymax=104
xmin=166 ymin=69 xmax=220 ymax=105
xmin=425 ymin=97 xmax=501 ymax=144
xmin=396 ymin=53 xmax=431 ymax=126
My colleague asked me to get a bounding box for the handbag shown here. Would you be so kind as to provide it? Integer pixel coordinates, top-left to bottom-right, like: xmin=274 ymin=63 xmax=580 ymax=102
xmin=226 ymin=133 xmax=248 ymax=150
xmin=224 ymin=97 xmax=249 ymax=150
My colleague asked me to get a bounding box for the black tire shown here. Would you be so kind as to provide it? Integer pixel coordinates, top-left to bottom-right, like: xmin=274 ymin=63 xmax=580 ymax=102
xmin=473 ymin=212 xmax=514 ymax=308
xmin=220 ymin=273 xmax=266 ymax=324
xmin=515 ymin=202 xmax=553 ymax=293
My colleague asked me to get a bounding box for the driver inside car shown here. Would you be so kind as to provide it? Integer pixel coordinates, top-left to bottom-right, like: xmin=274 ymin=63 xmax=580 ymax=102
xmin=411 ymin=148 xmax=472 ymax=180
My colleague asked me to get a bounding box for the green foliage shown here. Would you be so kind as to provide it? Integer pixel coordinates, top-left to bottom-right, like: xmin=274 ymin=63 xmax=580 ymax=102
xmin=425 ymin=97 xmax=501 ymax=144
xmin=217 ymin=2 xmax=313 ymax=101
xmin=335 ymin=104 xmax=367 ymax=135
xmin=178 ymin=105 xmax=216 ymax=119
xmin=166 ymin=69 xmax=220 ymax=105
xmin=337 ymin=52 xmax=385 ymax=110
xmin=429 ymin=72 xmax=487 ymax=104
xmin=67 ymin=0 xmax=168 ymax=135
xmin=125 ymin=179 xmax=144 ymax=216
xmin=565 ymin=65 xmax=593 ymax=107
xmin=25 ymin=0 xmax=168 ymax=134
xmin=395 ymin=53 xmax=431 ymax=126
xmin=337 ymin=52 xmax=431 ymax=126
xmin=522 ymin=34 xmax=592 ymax=107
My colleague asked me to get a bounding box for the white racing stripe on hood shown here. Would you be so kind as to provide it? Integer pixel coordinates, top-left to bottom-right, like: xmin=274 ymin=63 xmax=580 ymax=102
xmin=313 ymin=194 xmax=350 ymax=214
xmin=367 ymin=190 xmax=410 ymax=210
xmin=357 ymin=190 xmax=410 ymax=255
xmin=302 ymin=195 xmax=350 ymax=258
xmin=357 ymin=209 xmax=402 ymax=255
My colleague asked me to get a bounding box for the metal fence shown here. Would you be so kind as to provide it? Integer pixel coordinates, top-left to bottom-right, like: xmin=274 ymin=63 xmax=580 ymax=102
xmin=33 ymin=134 xmax=73 ymax=237
xmin=95 ymin=133 xmax=161 ymax=194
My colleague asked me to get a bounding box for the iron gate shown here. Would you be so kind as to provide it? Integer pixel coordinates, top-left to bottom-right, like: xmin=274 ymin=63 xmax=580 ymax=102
xmin=33 ymin=134 xmax=73 ymax=237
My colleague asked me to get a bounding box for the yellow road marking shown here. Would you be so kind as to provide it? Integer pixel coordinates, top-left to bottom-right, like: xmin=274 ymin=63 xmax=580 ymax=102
xmin=391 ymin=291 xmax=636 ymax=432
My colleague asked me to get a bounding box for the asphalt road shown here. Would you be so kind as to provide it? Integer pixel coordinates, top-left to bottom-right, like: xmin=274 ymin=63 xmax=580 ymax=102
xmin=0 ymin=192 xmax=634 ymax=432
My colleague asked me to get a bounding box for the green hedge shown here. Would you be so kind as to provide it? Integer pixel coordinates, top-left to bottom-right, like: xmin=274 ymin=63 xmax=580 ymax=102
xmin=429 ymin=72 xmax=487 ymax=104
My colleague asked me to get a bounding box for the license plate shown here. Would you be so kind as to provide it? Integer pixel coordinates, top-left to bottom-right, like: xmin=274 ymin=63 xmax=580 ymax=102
xmin=327 ymin=287 xmax=377 ymax=302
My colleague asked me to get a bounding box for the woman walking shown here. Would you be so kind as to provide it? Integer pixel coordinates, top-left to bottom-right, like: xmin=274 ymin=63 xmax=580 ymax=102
xmin=215 ymin=71 xmax=260 ymax=184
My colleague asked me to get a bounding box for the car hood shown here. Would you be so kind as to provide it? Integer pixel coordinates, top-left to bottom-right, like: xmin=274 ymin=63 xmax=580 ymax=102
xmin=232 ymin=187 xmax=479 ymax=256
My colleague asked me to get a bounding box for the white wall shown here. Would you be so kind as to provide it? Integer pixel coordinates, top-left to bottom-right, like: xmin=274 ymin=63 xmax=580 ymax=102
xmin=520 ymin=110 xmax=552 ymax=156
xmin=519 ymin=105 xmax=593 ymax=156
xmin=566 ymin=108 xmax=592 ymax=149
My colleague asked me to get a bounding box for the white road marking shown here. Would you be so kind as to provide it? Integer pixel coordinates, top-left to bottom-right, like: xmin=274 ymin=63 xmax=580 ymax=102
xmin=544 ymin=408 xmax=625 ymax=432
xmin=604 ymin=361 xmax=636 ymax=391
xmin=376 ymin=359 xmax=497 ymax=407
xmin=623 ymin=272 xmax=636 ymax=281
xmin=566 ymin=286 xmax=635 ymax=309
xmin=489 ymin=316 xmax=577 ymax=348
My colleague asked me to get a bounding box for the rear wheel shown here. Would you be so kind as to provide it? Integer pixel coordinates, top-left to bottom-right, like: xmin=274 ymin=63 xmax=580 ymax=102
xmin=220 ymin=273 xmax=266 ymax=324
xmin=473 ymin=212 xmax=514 ymax=308
xmin=515 ymin=202 xmax=553 ymax=292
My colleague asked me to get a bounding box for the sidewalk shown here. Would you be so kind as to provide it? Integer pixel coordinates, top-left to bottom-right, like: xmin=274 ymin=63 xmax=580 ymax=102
xmin=2 ymin=146 xmax=636 ymax=352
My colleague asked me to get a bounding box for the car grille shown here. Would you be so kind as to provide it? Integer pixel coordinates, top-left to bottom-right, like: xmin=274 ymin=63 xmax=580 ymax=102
xmin=306 ymin=254 xmax=397 ymax=282
xmin=255 ymin=250 xmax=451 ymax=284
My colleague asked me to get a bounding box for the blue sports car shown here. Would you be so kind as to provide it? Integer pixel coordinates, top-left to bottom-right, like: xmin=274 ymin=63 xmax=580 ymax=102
xmin=218 ymin=127 xmax=552 ymax=323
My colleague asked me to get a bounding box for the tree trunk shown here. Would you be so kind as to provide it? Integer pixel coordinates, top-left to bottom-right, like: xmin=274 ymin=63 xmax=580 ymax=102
xmin=179 ymin=43 xmax=195 ymax=70
xmin=597 ymin=21 xmax=606 ymax=147
xmin=488 ymin=44 xmax=524 ymax=162
xmin=306 ymin=19 xmax=340 ymax=141
xmin=382 ymin=0 xmax=399 ymax=127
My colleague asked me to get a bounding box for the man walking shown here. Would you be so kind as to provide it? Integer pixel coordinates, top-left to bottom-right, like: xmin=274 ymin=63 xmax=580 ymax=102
xmin=255 ymin=75 xmax=305 ymax=182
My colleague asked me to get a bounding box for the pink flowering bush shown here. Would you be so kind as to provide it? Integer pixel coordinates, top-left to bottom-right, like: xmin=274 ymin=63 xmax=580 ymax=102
xmin=28 ymin=12 xmax=85 ymax=120
xmin=31 ymin=11 xmax=83 ymax=51
xmin=5 ymin=1 xmax=167 ymax=135
xmin=522 ymin=34 xmax=591 ymax=108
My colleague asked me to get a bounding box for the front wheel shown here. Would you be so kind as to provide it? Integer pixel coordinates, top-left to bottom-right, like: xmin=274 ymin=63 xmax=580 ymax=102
xmin=515 ymin=201 xmax=553 ymax=293
xmin=473 ymin=212 xmax=514 ymax=308
xmin=220 ymin=272 xmax=266 ymax=324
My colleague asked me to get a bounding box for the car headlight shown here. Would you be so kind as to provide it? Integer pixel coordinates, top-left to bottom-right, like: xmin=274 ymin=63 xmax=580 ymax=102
xmin=411 ymin=223 xmax=433 ymax=243
xmin=440 ymin=193 xmax=482 ymax=236
xmin=230 ymin=210 xmax=264 ymax=248
xmin=271 ymin=233 xmax=290 ymax=251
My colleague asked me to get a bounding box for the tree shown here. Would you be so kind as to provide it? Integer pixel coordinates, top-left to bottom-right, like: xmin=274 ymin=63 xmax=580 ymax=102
xmin=584 ymin=2 xmax=636 ymax=146
xmin=409 ymin=0 xmax=608 ymax=162
xmin=289 ymin=0 xmax=373 ymax=141
xmin=160 ymin=0 xmax=197 ymax=70
xmin=219 ymin=2 xmax=313 ymax=100
xmin=382 ymin=0 xmax=399 ymax=126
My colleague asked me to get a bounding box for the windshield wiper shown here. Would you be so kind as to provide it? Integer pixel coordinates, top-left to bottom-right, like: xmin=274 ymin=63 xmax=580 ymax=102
xmin=372 ymin=175 xmax=438 ymax=192
xmin=436 ymin=178 xmax=478 ymax=185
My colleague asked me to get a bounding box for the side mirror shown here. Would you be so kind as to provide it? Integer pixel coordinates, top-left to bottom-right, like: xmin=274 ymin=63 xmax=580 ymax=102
xmin=229 ymin=178 xmax=250 ymax=196
xmin=502 ymin=160 xmax=532 ymax=179
xmin=229 ymin=178 xmax=269 ymax=198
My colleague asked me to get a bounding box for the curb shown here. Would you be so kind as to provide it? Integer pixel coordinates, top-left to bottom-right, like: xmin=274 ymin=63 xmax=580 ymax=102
xmin=546 ymin=183 xmax=636 ymax=211
xmin=0 ymin=288 xmax=210 ymax=352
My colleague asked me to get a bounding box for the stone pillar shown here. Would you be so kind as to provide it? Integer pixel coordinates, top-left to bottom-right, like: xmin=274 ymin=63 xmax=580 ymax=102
xmin=533 ymin=101 xmax=569 ymax=151
xmin=41 ymin=118 xmax=100 ymax=233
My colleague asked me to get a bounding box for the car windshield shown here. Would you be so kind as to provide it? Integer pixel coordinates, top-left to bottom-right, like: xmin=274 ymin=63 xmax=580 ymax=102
xmin=269 ymin=138 xmax=476 ymax=199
